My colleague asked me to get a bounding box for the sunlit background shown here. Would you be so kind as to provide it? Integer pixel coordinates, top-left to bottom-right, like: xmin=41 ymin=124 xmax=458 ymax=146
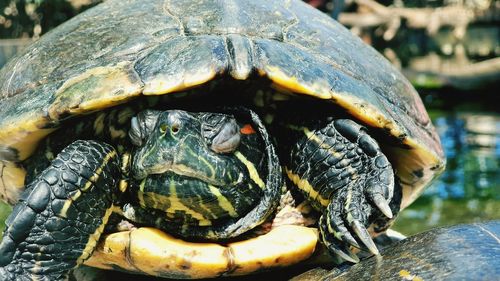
xmin=0 ymin=0 xmax=498 ymax=237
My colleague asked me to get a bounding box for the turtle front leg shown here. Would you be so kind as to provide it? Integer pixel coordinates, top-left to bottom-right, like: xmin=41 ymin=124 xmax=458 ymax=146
xmin=286 ymin=119 xmax=400 ymax=263
xmin=0 ymin=140 xmax=121 ymax=280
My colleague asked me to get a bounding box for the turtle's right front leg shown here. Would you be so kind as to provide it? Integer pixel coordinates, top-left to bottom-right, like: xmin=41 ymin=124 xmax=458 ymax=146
xmin=0 ymin=140 xmax=121 ymax=280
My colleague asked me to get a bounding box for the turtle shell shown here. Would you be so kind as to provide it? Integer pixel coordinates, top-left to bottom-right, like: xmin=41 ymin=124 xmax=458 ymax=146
xmin=0 ymin=0 xmax=445 ymax=277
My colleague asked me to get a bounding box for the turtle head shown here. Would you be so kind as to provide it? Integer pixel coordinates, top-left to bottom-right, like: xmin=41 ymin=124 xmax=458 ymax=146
xmin=129 ymin=110 xmax=242 ymax=186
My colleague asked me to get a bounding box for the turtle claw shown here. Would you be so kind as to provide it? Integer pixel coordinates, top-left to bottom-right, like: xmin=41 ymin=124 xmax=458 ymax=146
xmin=372 ymin=193 xmax=393 ymax=219
xmin=352 ymin=220 xmax=380 ymax=255
xmin=330 ymin=245 xmax=360 ymax=264
xmin=322 ymin=187 xmax=382 ymax=260
xmin=320 ymin=216 xmax=360 ymax=263
xmin=342 ymin=230 xmax=361 ymax=249
xmin=325 ymin=209 xmax=361 ymax=249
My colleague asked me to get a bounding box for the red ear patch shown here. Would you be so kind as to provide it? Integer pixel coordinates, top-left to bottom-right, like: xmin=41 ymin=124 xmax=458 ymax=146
xmin=240 ymin=124 xmax=256 ymax=135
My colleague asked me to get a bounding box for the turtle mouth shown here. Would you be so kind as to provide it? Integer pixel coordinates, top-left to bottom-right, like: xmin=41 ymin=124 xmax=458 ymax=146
xmin=145 ymin=163 xmax=244 ymax=188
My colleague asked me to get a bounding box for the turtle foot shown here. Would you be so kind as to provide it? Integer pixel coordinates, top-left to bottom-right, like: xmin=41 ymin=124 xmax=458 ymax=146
xmin=285 ymin=118 xmax=402 ymax=262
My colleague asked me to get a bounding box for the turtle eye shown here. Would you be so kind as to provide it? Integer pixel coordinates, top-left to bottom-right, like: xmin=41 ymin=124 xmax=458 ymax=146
xmin=159 ymin=123 xmax=168 ymax=134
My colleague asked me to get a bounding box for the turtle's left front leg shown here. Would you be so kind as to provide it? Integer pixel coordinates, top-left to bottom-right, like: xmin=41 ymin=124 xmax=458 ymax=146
xmin=286 ymin=119 xmax=400 ymax=262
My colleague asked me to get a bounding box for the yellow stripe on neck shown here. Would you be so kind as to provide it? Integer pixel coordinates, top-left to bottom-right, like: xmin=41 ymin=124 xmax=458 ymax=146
xmin=208 ymin=185 xmax=238 ymax=218
xmin=234 ymin=151 xmax=265 ymax=189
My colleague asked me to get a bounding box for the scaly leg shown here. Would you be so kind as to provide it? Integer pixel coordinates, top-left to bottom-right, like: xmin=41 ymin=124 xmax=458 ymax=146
xmin=287 ymin=119 xmax=399 ymax=262
xmin=0 ymin=140 xmax=120 ymax=280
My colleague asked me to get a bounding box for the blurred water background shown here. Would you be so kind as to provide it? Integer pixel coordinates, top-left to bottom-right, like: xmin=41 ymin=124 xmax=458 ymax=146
xmin=0 ymin=0 xmax=498 ymax=238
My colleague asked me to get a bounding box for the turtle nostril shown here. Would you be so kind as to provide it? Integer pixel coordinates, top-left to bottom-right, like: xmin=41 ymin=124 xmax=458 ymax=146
xmin=159 ymin=123 xmax=168 ymax=134
xmin=171 ymin=124 xmax=180 ymax=134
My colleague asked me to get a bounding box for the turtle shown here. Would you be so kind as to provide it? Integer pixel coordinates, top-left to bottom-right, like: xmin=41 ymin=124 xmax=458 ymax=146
xmin=0 ymin=0 xmax=445 ymax=280
xmin=291 ymin=221 xmax=500 ymax=281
